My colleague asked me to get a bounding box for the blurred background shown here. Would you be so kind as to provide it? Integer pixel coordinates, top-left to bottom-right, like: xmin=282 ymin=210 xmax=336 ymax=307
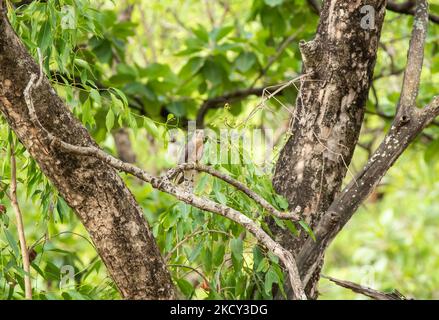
xmin=0 ymin=0 xmax=438 ymax=299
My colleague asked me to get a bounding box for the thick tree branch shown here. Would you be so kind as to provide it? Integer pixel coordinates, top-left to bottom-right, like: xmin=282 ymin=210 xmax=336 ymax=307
xmin=397 ymin=0 xmax=429 ymax=115
xmin=387 ymin=0 xmax=439 ymax=24
xmin=306 ymin=0 xmax=439 ymax=24
xmin=298 ymin=97 xmax=439 ymax=286
xmin=322 ymin=275 xmax=408 ymax=300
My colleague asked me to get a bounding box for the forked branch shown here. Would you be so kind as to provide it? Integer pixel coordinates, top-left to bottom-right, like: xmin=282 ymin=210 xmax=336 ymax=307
xmin=297 ymin=0 xmax=438 ymax=286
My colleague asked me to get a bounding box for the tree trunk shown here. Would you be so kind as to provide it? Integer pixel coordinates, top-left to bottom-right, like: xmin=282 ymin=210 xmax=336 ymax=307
xmin=0 ymin=5 xmax=175 ymax=299
xmin=113 ymin=128 xmax=137 ymax=164
xmin=272 ymin=0 xmax=387 ymax=298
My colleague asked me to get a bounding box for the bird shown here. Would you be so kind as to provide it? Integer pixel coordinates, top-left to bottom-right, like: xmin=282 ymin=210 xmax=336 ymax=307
xmin=174 ymin=129 xmax=205 ymax=190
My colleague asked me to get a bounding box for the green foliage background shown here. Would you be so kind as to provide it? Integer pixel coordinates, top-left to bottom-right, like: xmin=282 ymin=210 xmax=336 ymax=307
xmin=0 ymin=0 xmax=438 ymax=299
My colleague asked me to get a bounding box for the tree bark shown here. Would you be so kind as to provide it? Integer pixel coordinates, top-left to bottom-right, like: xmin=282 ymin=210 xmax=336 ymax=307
xmin=272 ymin=0 xmax=387 ymax=298
xmin=0 ymin=5 xmax=175 ymax=299
xmin=113 ymin=128 xmax=137 ymax=164
xmin=297 ymin=0 xmax=436 ymax=289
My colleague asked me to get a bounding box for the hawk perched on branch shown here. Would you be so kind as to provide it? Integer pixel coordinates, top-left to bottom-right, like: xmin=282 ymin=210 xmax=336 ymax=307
xmin=175 ymin=129 xmax=205 ymax=189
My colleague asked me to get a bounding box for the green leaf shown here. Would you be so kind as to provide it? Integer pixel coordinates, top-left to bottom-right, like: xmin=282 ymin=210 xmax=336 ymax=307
xmin=44 ymin=262 xmax=61 ymax=282
xmin=31 ymin=262 xmax=45 ymax=278
xmin=177 ymin=278 xmax=194 ymax=297
xmin=4 ymin=229 xmax=19 ymax=257
xmin=210 ymin=25 xmax=234 ymax=43
xmin=55 ymin=197 xmax=69 ymax=223
xmin=299 ymin=220 xmax=316 ymax=241
xmin=81 ymin=98 xmax=95 ymax=127
xmin=91 ymin=38 xmax=113 ymax=64
xmin=256 ymin=258 xmax=270 ymax=273
xmin=179 ymin=56 xmax=205 ymax=79
xmin=110 ymin=93 xmax=124 ymax=114
xmin=213 ymin=179 xmax=227 ymax=204
xmin=284 ymin=220 xmax=299 ymax=236
xmin=66 ymin=290 xmax=87 ymax=300
xmin=37 ymin=20 xmax=52 ymax=53
xmin=191 ymin=25 xmax=209 ymax=43
xmin=74 ymin=58 xmax=92 ymax=72
xmin=105 ymin=109 xmax=115 ymax=132
xmin=235 ymin=52 xmax=257 ymax=73
xmin=264 ymin=0 xmax=284 ymax=7
xmin=89 ymin=89 xmax=101 ymax=106
xmin=189 ymin=242 xmax=203 ymax=261
xmin=230 ymin=238 xmax=243 ymax=271
xmin=202 ymin=59 xmax=226 ymax=86
xmin=264 ymin=267 xmax=279 ymax=295
xmin=275 ymin=195 xmax=289 ymax=210
xmin=112 ymin=88 xmax=129 ymax=108
xmin=143 ymin=117 xmax=159 ymax=138
xmin=261 ymin=7 xmax=286 ymax=36
xmin=166 ymin=104 xmax=182 ymax=118
xmin=213 ymin=242 xmax=225 ymax=267
xmin=201 ymin=247 xmax=213 ymax=273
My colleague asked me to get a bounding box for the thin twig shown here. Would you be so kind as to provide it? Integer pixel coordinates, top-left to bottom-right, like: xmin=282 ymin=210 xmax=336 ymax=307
xmin=168 ymin=264 xmax=210 ymax=286
xmin=9 ymin=143 xmax=32 ymax=299
xmin=165 ymin=229 xmax=230 ymax=261
xmin=397 ymin=0 xmax=429 ymax=115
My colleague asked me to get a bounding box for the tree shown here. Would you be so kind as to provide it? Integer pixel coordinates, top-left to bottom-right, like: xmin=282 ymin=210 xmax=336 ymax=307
xmin=0 ymin=0 xmax=175 ymax=299
xmin=0 ymin=0 xmax=438 ymax=300
xmin=272 ymin=0 xmax=438 ymax=299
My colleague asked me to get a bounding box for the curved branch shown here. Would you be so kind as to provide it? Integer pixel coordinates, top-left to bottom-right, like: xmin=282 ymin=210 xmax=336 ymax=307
xmin=322 ymin=275 xmax=408 ymax=300
xmin=305 ymin=0 xmax=439 ymax=24
xmin=397 ymin=0 xmax=429 ymax=115
xmin=168 ymin=264 xmax=210 ymax=287
xmin=169 ymin=163 xmax=301 ymax=221
xmin=48 ymin=131 xmax=307 ymax=299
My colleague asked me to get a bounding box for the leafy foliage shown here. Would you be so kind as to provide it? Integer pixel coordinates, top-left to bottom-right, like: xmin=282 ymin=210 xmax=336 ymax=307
xmin=0 ymin=0 xmax=438 ymax=300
